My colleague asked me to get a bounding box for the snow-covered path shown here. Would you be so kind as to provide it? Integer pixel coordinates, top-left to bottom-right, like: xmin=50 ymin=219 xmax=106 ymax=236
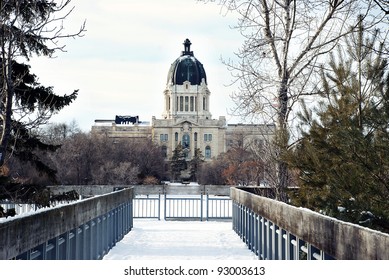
xmin=103 ymin=220 xmax=257 ymax=260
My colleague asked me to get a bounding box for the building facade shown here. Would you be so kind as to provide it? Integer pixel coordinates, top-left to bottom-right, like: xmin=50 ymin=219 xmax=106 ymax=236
xmin=91 ymin=39 xmax=274 ymax=162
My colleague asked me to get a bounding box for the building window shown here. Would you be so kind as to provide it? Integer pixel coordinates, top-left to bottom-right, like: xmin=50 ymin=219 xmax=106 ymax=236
xmin=205 ymin=146 xmax=211 ymax=159
xmin=185 ymin=96 xmax=189 ymax=111
xmin=190 ymin=96 xmax=194 ymax=111
xmin=182 ymin=134 xmax=190 ymax=148
xmin=203 ymin=97 xmax=206 ymax=110
xmin=194 ymin=132 xmax=197 ymax=142
xmin=175 ymin=132 xmax=178 ymax=141
xmin=180 ymin=96 xmax=184 ymax=111
xmin=160 ymin=134 xmax=168 ymax=142
xmin=204 ymin=133 xmax=212 ymax=142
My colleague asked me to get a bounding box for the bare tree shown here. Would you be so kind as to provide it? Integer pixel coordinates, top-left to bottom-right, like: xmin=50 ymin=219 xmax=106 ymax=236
xmin=374 ymin=0 xmax=389 ymax=15
xmin=51 ymin=133 xmax=167 ymax=185
xmin=200 ymin=0 xmax=386 ymax=200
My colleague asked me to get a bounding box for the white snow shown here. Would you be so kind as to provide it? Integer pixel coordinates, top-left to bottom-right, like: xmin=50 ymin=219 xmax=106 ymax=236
xmin=103 ymin=219 xmax=257 ymax=260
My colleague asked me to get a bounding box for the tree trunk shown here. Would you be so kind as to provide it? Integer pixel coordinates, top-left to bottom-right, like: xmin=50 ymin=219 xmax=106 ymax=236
xmin=275 ymin=75 xmax=289 ymax=202
xmin=0 ymin=57 xmax=14 ymax=168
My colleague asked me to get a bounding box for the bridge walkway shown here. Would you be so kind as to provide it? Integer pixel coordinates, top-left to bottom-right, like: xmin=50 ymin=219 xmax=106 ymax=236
xmin=103 ymin=220 xmax=256 ymax=260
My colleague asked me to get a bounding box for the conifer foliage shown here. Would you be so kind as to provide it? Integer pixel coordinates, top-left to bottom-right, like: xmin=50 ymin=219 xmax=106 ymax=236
xmin=170 ymin=143 xmax=187 ymax=182
xmin=0 ymin=1 xmax=84 ymax=181
xmin=287 ymin=22 xmax=389 ymax=232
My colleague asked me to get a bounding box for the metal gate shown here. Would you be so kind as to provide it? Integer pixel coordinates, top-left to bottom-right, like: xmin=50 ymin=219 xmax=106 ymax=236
xmin=133 ymin=193 xmax=232 ymax=221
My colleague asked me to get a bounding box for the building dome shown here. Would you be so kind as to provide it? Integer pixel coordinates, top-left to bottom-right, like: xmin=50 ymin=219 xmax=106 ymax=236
xmin=167 ymin=39 xmax=207 ymax=85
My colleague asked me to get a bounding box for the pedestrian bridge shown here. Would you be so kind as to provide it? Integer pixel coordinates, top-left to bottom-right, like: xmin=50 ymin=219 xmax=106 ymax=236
xmin=1 ymin=185 xmax=388 ymax=260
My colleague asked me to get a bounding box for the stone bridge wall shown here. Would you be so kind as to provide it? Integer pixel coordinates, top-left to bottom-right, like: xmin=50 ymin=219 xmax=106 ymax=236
xmin=0 ymin=188 xmax=134 ymax=260
xmin=231 ymin=187 xmax=389 ymax=260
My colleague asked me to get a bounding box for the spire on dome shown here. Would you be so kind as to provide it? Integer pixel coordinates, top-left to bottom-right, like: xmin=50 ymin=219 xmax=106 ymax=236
xmin=182 ymin=39 xmax=193 ymax=56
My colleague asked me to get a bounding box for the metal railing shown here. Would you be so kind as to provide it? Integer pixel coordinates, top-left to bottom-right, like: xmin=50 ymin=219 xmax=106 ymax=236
xmin=16 ymin=201 xmax=133 ymax=260
xmin=233 ymin=202 xmax=332 ymax=260
xmin=0 ymin=188 xmax=134 ymax=260
xmin=231 ymin=187 xmax=389 ymax=260
xmin=207 ymin=196 xmax=232 ymax=220
xmin=0 ymin=202 xmax=37 ymax=216
xmin=133 ymin=193 xmax=232 ymax=221
xmin=133 ymin=194 xmax=161 ymax=219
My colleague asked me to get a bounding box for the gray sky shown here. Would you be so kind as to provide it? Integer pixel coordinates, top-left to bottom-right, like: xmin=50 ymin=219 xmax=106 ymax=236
xmin=29 ymin=0 xmax=244 ymax=131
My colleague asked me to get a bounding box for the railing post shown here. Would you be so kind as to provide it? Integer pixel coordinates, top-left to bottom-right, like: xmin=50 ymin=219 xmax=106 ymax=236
xmin=83 ymin=223 xmax=89 ymax=260
xmin=76 ymin=226 xmax=83 ymax=260
xmin=260 ymin=217 xmax=265 ymax=259
xmin=158 ymin=192 xmax=161 ymax=220
xmin=206 ymin=193 xmax=209 ymax=221
xmin=278 ymin=228 xmax=285 ymax=260
xmin=248 ymin=209 xmax=253 ymax=251
xmin=96 ymin=217 xmax=102 ymax=259
xmin=285 ymin=232 xmax=291 ymax=260
xmin=64 ymin=231 xmax=70 ymax=260
xmin=253 ymin=213 xmax=258 ymax=257
xmin=164 ymin=193 xmax=167 ymax=220
xmin=239 ymin=204 xmax=243 ymax=238
xmin=200 ymin=192 xmax=203 ymax=221
xmin=55 ymin=236 xmax=60 ymax=260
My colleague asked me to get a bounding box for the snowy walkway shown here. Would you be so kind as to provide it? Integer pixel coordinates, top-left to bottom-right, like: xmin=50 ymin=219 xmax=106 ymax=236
xmin=103 ymin=220 xmax=257 ymax=260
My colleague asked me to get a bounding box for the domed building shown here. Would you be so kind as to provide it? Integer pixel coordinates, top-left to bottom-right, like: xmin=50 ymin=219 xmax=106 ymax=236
xmin=92 ymin=39 xmax=275 ymax=179
xmin=153 ymin=39 xmax=227 ymax=162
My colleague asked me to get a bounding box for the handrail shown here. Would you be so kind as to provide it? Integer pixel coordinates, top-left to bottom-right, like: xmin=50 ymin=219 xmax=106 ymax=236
xmin=0 ymin=188 xmax=134 ymax=260
xmin=231 ymin=187 xmax=389 ymax=260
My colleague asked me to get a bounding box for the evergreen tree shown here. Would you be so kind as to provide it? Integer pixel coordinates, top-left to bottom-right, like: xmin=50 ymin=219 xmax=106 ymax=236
xmin=189 ymin=148 xmax=204 ymax=182
xmin=0 ymin=1 xmax=84 ymax=180
xmin=286 ymin=23 xmax=389 ymax=232
xmin=170 ymin=143 xmax=186 ymax=182
xmin=0 ymin=61 xmax=77 ymax=181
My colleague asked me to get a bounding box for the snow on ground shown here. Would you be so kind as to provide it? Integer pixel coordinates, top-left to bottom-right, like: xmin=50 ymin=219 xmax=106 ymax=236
xmin=103 ymin=219 xmax=257 ymax=260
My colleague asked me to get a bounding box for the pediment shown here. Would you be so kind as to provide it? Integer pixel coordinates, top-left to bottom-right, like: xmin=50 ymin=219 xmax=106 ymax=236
xmin=173 ymin=119 xmax=199 ymax=128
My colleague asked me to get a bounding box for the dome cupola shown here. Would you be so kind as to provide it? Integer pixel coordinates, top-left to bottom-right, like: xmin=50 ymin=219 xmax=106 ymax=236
xmin=167 ymin=39 xmax=207 ymax=85
xmin=162 ymin=39 xmax=212 ymax=120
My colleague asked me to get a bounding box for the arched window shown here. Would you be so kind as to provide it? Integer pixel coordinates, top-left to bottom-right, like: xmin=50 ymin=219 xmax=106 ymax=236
xmin=182 ymin=134 xmax=190 ymax=148
xmin=205 ymin=146 xmax=211 ymax=159
xmin=175 ymin=132 xmax=178 ymax=141
xmin=194 ymin=132 xmax=198 ymax=142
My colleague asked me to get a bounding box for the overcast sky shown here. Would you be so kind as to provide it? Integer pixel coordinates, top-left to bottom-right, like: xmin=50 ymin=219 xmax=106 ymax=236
xmin=28 ymin=0 xmax=244 ymax=132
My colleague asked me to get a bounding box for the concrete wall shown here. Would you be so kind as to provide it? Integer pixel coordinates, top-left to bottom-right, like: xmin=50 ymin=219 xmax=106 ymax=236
xmin=231 ymin=187 xmax=389 ymax=260
xmin=0 ymin=188 xmax=134 ymax=260
xmin=48 ymin=185 xmax=119 ymax=196
xmin=49 ymin=185 xmax=232 ymax=196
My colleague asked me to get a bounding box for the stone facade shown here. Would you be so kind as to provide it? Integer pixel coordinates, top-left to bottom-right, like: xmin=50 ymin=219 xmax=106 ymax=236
xmin=91 ymin=39 xmax=274 ymax=161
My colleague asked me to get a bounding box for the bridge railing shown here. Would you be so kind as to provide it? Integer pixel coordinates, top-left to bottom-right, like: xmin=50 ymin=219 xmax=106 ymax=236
xmin=131 ymin=185 xmax=232 ymax=221
xmin=133 ymin=193 xmax=232 ymax=221
xmin=133 ymin=194 xmax=161 ymax=219
xmin=231 ymin=187 xmax=389 ymax=260
xmin=0 ymin=188 xmax=134 ymax=260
